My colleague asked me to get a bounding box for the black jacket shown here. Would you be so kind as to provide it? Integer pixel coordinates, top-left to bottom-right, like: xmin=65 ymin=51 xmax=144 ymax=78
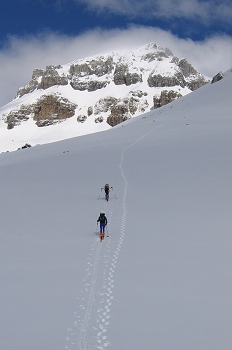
xmin=97 ymin=215 xmax=107 ymax=225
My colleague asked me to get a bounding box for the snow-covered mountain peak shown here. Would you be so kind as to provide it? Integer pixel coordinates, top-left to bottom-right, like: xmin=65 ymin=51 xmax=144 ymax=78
xmin=0 ymin=42 xmax=210 ymax=152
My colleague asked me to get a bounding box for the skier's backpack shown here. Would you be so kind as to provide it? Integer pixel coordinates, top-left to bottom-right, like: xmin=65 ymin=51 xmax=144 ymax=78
xmin=105 ymin=184 xmax=109 ymax=190
xmin=100 ymin=213 xmax=105 ymax=219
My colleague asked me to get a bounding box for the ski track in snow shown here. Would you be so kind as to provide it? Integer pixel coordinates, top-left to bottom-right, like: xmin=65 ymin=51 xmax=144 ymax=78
xmin=65 ymin=121 xmax=166 ymax=350
xmin=78 ymin=242 xmax=102 ymax=350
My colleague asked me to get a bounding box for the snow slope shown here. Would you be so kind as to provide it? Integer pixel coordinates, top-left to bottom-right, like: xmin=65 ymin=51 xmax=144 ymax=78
xmin=0 ymin=70 xmax=232 ymax=350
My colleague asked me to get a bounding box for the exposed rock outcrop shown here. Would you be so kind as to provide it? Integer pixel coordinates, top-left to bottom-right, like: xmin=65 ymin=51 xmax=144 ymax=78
xmin=148 ymin=73 xmax=184 ymax=88
xmin=187 ymin=79 xmax=208 ymax=91
xmin=211 ymin=71 xmax=224 ymax=84
xmin=69 ymin=56 xmax=114 ymax=77
xmin=77 ymin=114 xmax=87 ymax=123
xmin=5 ymin=104 xmax=33 ymax=129
xmin=69 ymin=56 xmax=113 ymax=91
xmin=94 ymin=97 xmax=118 ymax=115
xmin=148 ymin=70 xmax=208 ymax=91
xmin=16 ymin=69 xmax=44 ymax=98
xmin=8 ymin=42 xmax=211 ymax=132
xmin=5 ymin=94 xmax=77 ymax=129
xmin=70 ymin=78 xmax=108 ymax=92
xmin=142 ymin=47 xmax=173 ymax=62
xmin=107 ymin=103 xmax=130 ymax=126
xmin=33 ymin=94 xmax=77 ymax=127
xmin=38 ymin=65 xmax=68 ymax=90
xmin=83 ymin=91 xmax=149 ymax=127
xmin=95 ymin=116 xmax=104 ymax=123
xmin=18 ymin=143 xmax=32 ymax=150
xmin=178 ymin=59 xmax=209 ymax=90
xmin=178 ymin=59 xmax=198 ymax=77
xmin=153 ymin=90 xmax=183 ymax=108
xmin=87 ymin=106 xmax=93 ymax=116
xmin=69 ymin=63 xmax=91 ymax=76
xmin=113 ymin=63 xmax=142 ymax=86
xmin=106 ymin=93 xmax=149 ymax=126
xmin=16 ymin=66 xmax=68 ymax=98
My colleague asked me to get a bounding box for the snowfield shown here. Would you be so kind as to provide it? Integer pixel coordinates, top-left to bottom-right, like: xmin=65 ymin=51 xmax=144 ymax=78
xmin=0 ymin=69 xmax=232 ymax=350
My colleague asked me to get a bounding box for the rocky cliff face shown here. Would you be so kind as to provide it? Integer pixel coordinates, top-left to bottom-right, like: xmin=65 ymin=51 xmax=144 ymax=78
xmin=2 ymin=42 xmax=210 ymax=130
xmin=16 ymin=66 xmax=68 ymax=98
xmin=6 ymin=94 xmax=77 ymax=129
xmin=153 ymin=90 xmax=183 ymax=108
xmin=211 ymin=71 xmax=224 ymax=84
xmin=33 ymin=94 xmax=77 ymax=127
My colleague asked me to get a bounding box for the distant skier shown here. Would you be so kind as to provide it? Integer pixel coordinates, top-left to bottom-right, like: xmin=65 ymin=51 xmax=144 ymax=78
xmin=101 ymin=184 xmax=112 ymax=201
xmin=97 ymin=212 xmax=108 ymax=241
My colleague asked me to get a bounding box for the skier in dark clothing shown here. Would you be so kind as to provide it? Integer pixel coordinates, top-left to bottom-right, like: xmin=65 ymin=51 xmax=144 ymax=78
xmin=104 ymin=184 xmax=109 ymax=201
xmin=97 ymin=212 xmax=108 ymax=241
xmin=101 ymin=184 xmax=112 ymax=201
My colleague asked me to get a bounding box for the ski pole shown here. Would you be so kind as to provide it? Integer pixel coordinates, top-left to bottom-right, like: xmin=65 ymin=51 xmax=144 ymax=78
xmin=98 ymin=188 xmax=103 ymax=200
xmin=106 ymin=225 xmax=109 ymax=237
xmin=111 ymin=187 xmax=117 ymax=199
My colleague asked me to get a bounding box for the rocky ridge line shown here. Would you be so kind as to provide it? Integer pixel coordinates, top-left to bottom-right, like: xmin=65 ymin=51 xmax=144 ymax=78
xmin=4 ymin=43 xmax=210 ymax=129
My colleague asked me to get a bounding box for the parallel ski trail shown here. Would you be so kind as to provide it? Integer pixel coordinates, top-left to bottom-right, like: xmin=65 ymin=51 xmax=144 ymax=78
xmin=78 ymin=242 xmax=102 ymax=350
xmin=77 ymin=194 xmax=111 ymax=350
xmin=65 ymin=121 xmax=166 ymax=350
xmin=94 ymin=122 xmax=167 ymax=349
xmin=65 ymin=236 xmax=102 ymax=350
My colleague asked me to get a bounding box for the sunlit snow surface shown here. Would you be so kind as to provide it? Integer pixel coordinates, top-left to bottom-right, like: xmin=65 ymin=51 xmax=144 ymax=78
xmin=0 ymin=70 xmax=232 ymax=349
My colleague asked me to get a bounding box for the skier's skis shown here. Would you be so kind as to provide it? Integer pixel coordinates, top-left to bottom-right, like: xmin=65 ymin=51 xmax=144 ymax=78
xmin=99 ymin=234 xmax=110 ymax=241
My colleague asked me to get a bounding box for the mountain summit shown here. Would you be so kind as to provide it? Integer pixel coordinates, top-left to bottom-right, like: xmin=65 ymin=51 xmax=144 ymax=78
xmin=0 ymin=42 xmax=209 ymax=152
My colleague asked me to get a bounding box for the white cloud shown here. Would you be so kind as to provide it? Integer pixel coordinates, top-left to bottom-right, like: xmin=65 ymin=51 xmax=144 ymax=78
xmin=74 ymin=0 xmax=232 ymax=23
xmin=0 ymin=26 xmax=231 ymax=107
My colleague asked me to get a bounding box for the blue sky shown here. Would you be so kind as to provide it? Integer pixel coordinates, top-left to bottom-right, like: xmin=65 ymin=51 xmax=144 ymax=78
xmin=1 ymin=0 xmax=231 ymax=44
xmin=0 ymin=0 xmax=232 ymax=106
